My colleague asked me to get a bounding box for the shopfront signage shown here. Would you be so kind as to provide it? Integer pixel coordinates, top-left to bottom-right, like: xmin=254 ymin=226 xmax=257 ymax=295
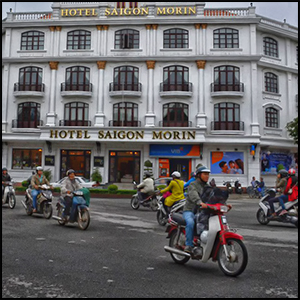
xmin=49 ymin=130 xmax=196 ymax=141
xmin=61 ymin=9 xmax=98 ymax=17
xmin=150 ymin=145 xmax=200 ymax=157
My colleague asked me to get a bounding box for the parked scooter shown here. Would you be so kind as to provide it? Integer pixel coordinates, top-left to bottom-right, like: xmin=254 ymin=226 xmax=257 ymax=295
xmin=223 ymin=180 xmax=233 ymax=194
xmin=2 ymin=181 xmax=16 ymax=209
xmin=256 ymin=188 xmax=298 ymax=227
xmin=234 ymin=179 xmax=243 ymax=194
xmin=52 ymin=190 xmax=90 ymax=230
xmin=157 ymin=198 xmax=186 ymax=226
xmin=21 ymin=184 xmax=53 ymax=219
xmin=131 ymin=181 xmax=159 ymax=211
xmin=164 ymin=204 xmax=248 ymax=277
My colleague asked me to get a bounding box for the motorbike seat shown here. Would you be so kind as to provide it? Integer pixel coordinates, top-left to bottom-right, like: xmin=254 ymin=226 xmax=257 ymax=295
xmin=171 ymin=212 xmax=186 ymax=226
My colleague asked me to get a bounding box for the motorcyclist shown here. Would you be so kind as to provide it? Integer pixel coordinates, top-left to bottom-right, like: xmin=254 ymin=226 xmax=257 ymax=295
xmin=275 ymin=169 xmax=288 ymax=195
xmin=182 ymin=166 xmax=210 ymax=253
xmin=2 ymin=168 xmax=12 ymax=200
xmin=60 ymin=169 xmax=82 ymax=219
xmin=137 ymin=172 xmax=155 ymax=201
xmin=184 ymin=172 xmax=196 ymax=189
xmin=31 ymin=166 xmax=51 ymax=213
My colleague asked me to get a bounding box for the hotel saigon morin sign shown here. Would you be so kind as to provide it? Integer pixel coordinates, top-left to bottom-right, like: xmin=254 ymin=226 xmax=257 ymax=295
xmin=61 ymin=6 xmax=197 ymax=17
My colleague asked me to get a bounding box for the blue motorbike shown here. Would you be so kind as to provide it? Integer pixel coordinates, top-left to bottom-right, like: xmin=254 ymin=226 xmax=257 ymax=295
xmin=53 ymin=190 xmax=90 ymax=230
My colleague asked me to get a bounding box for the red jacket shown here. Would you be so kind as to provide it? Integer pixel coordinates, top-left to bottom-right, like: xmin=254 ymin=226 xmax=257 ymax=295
xmin=284 ymin=177 xmax=298 ymax=201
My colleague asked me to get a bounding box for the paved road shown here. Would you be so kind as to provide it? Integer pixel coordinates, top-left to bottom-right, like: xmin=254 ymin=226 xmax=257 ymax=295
xmin=2 ymin=195 xmax=298 ymax=298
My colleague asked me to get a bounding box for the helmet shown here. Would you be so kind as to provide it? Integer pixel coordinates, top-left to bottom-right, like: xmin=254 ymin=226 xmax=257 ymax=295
xmin=196 ymin=166 xmax=211 ymax=175
xmin=144 ymin=171 xmax=151 ymax=178
xmin=36 ymin=166 xmax=43 ymax=171
xmin=2 ymin=167 xmax=7 ymax=172
xmin=171 ymin=171 xmax=181 ymax=178
xmin=278 ymin=169 xmax=288 ymax=178
xmin=288 ymin=168 xmax=296 ymax=176
xmin=66 ymin=169 xmax=75 ymax=176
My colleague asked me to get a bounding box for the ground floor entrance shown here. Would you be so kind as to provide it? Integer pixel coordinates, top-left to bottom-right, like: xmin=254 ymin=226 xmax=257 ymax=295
xmin=159 ymin=158 xmax=191 ymax=182
xmin=60 ymin=149 xmax=91 ymax=179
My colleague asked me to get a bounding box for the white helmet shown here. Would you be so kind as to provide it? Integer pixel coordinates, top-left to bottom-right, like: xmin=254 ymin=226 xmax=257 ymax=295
xmin=36 ymin=166 xmax=43 ymax=171
xmin=171 ymin=171 xmax=181 ymax=178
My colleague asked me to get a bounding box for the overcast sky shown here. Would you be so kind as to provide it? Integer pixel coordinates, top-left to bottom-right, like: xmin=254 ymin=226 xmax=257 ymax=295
xmin=2 ymin=2 xmax=298 ymax=27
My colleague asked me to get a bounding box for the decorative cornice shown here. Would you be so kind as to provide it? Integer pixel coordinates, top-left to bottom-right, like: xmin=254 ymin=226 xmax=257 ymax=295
xmin=49 ymin=61 xmax=59 ymax=70
xmin=97 ymin=61 xmax=107 ymax=69
xmin=146 ymin=60 xmax=156 ymax=69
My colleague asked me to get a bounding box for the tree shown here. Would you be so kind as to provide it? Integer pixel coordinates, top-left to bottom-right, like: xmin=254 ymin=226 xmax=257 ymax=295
xmin=286 ymin=117 xmax=298 ymax=145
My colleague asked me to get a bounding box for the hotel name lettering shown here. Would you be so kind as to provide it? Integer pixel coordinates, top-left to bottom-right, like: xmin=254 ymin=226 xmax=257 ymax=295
xmin=61 ymin=7 xmax=196 ymax=17
xmin=49 ymin=130 xmax=196 ymax=141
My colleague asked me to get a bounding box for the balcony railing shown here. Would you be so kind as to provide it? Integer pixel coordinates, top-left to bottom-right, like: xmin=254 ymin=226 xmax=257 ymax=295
xmin=160 ymin=83 xmax=193 ymax=92
xmin=14 ymin=83 xmax=45 ymax=92
xmin=59 ymin=120 xmax=92 ymax=127
xmin=109 ymin=120 xmax=141 ymax=127
xmin=12 ymin=119 xmax=44 ymax=128
xmin=159 ymin=121 xmax=193 ymax=127
xmin=211 ymin=83 xmax=244 ymax=92
xmin=211 ymin=121 xmax=245 ymax=131
xmin=61 ymin=83 xmax=93 ymax=92
xmin=109 ymin=83 xmax=142 ymax=92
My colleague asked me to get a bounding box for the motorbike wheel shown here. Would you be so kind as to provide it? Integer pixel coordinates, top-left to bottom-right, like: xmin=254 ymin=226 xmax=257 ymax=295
xmin=157 ymin=210 xmax=167 ymax=226
xmin=57 ymin=207 xmax=66 ymax=226
xmin=256 ymin=208 xmax=269 ymax=225
xmin=130 ymin=196 xmax=140 ymax=210
xmin=43 ymin=203 xmax=53 ymax=219
xmin=78 ymin=209 xmax=90 ymax=230
xmin=218 ymin=238 xmax=248 ymax=277
xmin=150 ymin=197 xmax=159 ymax=211
xmin=169 ymin=229 xmax=190 ymax=265
xmin=8 ymin=194 xmax=16 ymax=209
xmin=26 ymin=202 xmax=33 ymax=216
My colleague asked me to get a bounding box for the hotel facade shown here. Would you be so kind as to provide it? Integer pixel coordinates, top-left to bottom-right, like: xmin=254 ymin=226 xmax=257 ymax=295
xmin=2 ymin=2 xmax=298 ymax=187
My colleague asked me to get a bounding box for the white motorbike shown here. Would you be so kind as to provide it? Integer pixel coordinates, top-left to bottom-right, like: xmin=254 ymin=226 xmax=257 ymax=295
xmin=2 ymin=181 xmax=16 ymax=209
xmin=256 ymin=188 xmax=298 ymax=228
xmin=157 ymin=198 xmax=186 ymax=226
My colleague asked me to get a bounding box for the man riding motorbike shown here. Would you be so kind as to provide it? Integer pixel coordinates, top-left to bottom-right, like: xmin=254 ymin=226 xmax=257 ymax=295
xmin=2 ymin=167 xmax=12 ymax=201
xmin=136 ymin=172 xmax=155 ymax=201
xmin=182 ymin=166 xmax=210 ymax=253
xmin=275 ymin=169 xmax=288 ymax=195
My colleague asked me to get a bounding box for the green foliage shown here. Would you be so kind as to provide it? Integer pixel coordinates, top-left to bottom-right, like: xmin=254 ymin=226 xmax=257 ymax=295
xmin=144 ymin=160 xmax=153 ymax=167
xmin=22 ymin=180 xmax=29 ymax=187
xmin=286 ymin=117 xmax=298 ymax=145
xmin=43 ymin=169 xmax=52 ymax=182
xmin=91 ymin=168 xmax=102 ymax=183
xmin=108 ymin=184 xmax=118 ymax=194
xmin=276 ymin=164 xmax=285 ymax=172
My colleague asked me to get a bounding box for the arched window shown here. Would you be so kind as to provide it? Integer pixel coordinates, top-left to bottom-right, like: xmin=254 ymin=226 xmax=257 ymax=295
xmin=112 ymin=66 xmax=140 ymax=91
xmin=64 ymin=66 xmax=91 ymax=91
xmin=17 ymin=102 xmax=41 ymax=128
xmin=214 ymin=103 xmax=242 ymax=130
xmin=214 ymin=66 xmax=241 ymax=92
xmin=21 ymin=31 xmax=44 ymax=50
xmin=213 ymin=28 xmax=239 ymax=48
xmin=18 ymin=67 xmax=43 ymax=91
xmin=163 ymin=28 xmax=189 ymax=49
xmin=114 ymin=29 xmax=139 ymax=49
xmin=265 ymin=72 xmax=278 ymax=93
xmin=162 ymin=66 xmax=190 ymax=92
xmin=263 ymin=37 xmax=278 ymax=57
xmin=265 ymin=107 xmax=279 ymax=128
xmin=67 ymin=30 xmax=91 ymax=50
xmin=64 ymin=102 xmax=90 ymax=126
xmin=113 ymin=102 xmax=139 ymax=127
xmin=163 ymin=103 xmax=189 ymax=127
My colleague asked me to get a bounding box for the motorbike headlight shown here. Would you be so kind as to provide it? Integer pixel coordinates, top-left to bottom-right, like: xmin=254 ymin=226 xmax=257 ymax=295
xmin=220 ymin=206 xmax=229 ymax=212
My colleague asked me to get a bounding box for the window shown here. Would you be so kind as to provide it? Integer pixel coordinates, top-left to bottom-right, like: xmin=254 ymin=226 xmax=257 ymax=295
xmin=17 ymin=102 xmax=41 ymax=128
xmin=163 ymin=103 xmax=189 ymax=127
xmin=162 ymin=66 xmax=190 ymax=91
xmin=67 ymin=30 xmax=91 ymax=50
xmin=115 ymin=29 xmax=139 ymax=49
xmin=64 ymin=102 xmax=89 ymax=126
xmin=64 ymin=66 xmax=91 ymax=91
xmin=163 ymin=28 xmax=189 ymax=49
xmin=113 ymin=102 xmax=138 ymax=126
xmin=112 ymin=66 xmax=139 ymax=91
xmin=265 ymin=107 xmax=279 ymax=128
xmin=214 ymin=28 xmax=239 ymax=48
xmin=214 ymin=103 xmax=242 ymax=130
xmin=21 ymin=31 xmax=44 ymax=50
xmin=17 ymin=67 xmax=43 ymax=92
xmin=213 ymin=66 xmax=241 ymax=91
xmin=265 ymin=72 xmax=278 ymax=93
xmin=263 ymin=37 xmax=278 ymax=58
xmin=12 ymin=149 xmax=42 ymax=169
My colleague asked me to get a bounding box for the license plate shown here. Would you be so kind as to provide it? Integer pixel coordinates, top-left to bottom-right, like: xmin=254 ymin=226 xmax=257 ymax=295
xmin=221 ymin=216 xmax=227 ymax=225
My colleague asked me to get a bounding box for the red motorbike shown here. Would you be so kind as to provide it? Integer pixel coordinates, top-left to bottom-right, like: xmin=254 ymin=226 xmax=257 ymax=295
xmin=164 ymin=204 xmax=248 ymax=277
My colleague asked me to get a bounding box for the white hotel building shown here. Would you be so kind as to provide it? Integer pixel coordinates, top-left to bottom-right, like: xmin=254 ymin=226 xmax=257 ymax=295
xmin=2 ymin=2 xmax=298 ymax=187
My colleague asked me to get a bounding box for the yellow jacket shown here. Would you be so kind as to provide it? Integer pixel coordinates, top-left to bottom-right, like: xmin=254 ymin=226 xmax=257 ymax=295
xmin=161 ymin=179 xmax=185 ymax=207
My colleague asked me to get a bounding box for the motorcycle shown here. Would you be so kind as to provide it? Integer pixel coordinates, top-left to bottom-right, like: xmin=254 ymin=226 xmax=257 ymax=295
xmin=21 ymin=184 xmax=53 ymax=219
xmin=234 ymin=179 xmax=243 ymax=194
xmin=164 ymin=204 xmax=248 ymax=277
xmin=223 ymin=180 xmax=233 ymax=194
xmin=210 ymin=178 xmax=217 ymax=188
xmin=52 ymin=190 xmax=90 ymax=230
xmin=131 ymin=181 xmax=159 ymax=211
xmin=157 ymin=197 xmax=186 ymax=226
xmin=2 ymin=181 xmax=16 ymax=209
xmin=256 ymin=188 xmax=298 ymax=228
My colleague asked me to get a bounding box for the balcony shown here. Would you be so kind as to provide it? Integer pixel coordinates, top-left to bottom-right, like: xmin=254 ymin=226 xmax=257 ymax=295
xmin=109 ymin=120 xmax=141 ymax=127
xmin=210 ymin=83 xmax=244 ymax=97
xmin=59 ymin=120 xmax=92 ymax=127
xmin=13 ymin=83 xmax=45 ymax=97
xmin=159 ymin=83 xmax=193 ymax=97
xmin=12 ymin=119 xmax=44 ymax=128
xmin=211 ymin=121 xmax=245 ymax=134
xmin=159 ymin=121 xmax=193 ymax=127
xmin=109 ymin=83 xmax=142 ymax=98
xmin=60 ymin=83 xmax=93 ymax=97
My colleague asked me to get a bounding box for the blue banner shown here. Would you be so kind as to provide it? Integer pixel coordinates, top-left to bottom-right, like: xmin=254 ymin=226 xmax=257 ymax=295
xmin=150 ymin=145 xmax=200 ymax=157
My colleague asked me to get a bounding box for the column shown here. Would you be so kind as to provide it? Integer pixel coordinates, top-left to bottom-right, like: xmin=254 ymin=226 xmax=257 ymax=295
xmin=145 ymin=25 xmax=151 ymax=56
xmin=194 ymin=24 xmax=201 ymax=55
xmin=95 ymin=61 xmax=107 ymax=127
xmin=49 ymin=26 xmax=55 ymax=56
xmin=55 ymin=26 xmax=62 ymax=57
xmin=102 ymin=25 xmax=109 ymax=56
xmin=2 ymin=64 xmax=9 ymax=132
xmin=196 ymin=60 xmax=207 ymax=128
xmin=96 ymin=25 xmax=103 ymax=56
xmin=201 ymin=24 xmax=207 ymax=55
xmin=250 ymin=62 xmax=260 ymax=136
xmin=46 ymin=62 xmax=59 ymax=126
xmin=145 ymin=61 xmax=156 ymax=127
xmin=152 ymin=25 xmax=158 ymax=56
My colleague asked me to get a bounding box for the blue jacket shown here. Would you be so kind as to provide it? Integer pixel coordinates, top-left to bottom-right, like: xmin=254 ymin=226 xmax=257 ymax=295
xmin=184 ymin=177 xmax=196 ymax=189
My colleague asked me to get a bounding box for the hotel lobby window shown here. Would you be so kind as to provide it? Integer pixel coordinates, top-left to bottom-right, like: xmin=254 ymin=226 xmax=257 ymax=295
xmin=67 ymin=30 xmax=91 ymax=50
xmin=12 ymin=149 xmax=42 ymax=169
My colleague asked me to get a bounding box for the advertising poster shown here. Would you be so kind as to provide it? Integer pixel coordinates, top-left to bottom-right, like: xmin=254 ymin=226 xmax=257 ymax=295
xmin=211 ymin=152 xmax=245 ymax=174
xmin=261 ymin=152 xmax=296 ymax=175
